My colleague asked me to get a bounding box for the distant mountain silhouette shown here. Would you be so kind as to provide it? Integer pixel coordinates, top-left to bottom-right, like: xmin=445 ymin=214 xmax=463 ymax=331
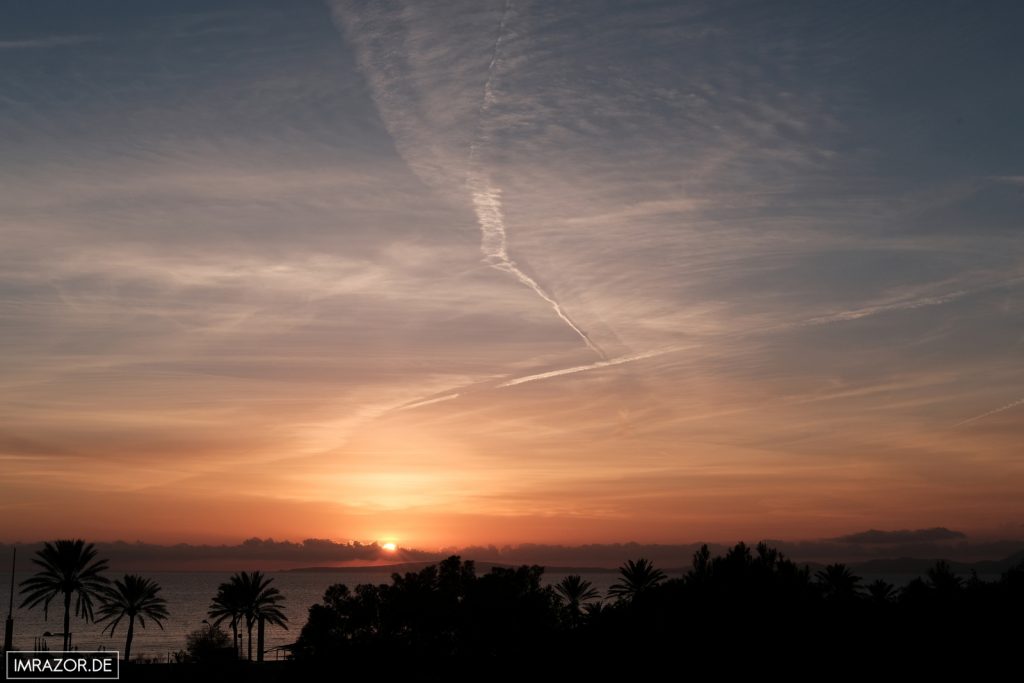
xmin=835 ymin=527 xmax=967 ymax=544
xmin=850 ymin=548 xmax=1024 ymax=576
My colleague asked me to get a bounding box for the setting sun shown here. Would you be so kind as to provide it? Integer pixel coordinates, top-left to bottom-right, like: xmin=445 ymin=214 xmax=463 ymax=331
xmin=382 ymin=542 xmax=397 ymax=552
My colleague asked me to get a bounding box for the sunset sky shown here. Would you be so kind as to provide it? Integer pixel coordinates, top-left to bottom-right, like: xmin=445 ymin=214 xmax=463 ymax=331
xmin=2 ymin=1 xmax=1022 ymax=549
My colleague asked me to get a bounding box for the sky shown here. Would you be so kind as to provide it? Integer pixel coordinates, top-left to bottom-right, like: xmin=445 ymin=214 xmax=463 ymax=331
xmin=1 ymin=0 xmax=1023 ymax=550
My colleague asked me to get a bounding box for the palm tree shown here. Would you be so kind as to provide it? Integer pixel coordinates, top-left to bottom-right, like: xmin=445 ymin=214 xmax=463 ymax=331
xmin=213 ymin=571 xmax=288 ymax=661
xmin=19 ymin=540 xmax=110 ymax=649
xmin=926 ymin=560 xmax=964 ymax=595
xmin=554 ymin=575 xmax=601 ymax=626
xmin=245 ymin=572 xmax=288 ymax=662
xmin=815 ymin=563 xmax=863 ymax=601
xmin=208 ymin=580 xmax=245 ymax=659
xmin=607 ymin=558 xmax=666 ymax=602
xmin=867 ymin=579 xmax=896 ymax=604
xmin=96 ymin=575 xmax=169 ymax=662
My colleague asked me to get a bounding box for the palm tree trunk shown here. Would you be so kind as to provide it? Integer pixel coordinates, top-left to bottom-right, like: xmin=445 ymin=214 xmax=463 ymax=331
xmin=62 ymin=592 xmax=71 ymax=650
xmin=231 ymin=620 xmax=238 ymax=659
xmin=256 ymin=615 xmax=265 ymax=662
xmin=124 ymin=614 xmax=134 ymax=663
xmin=247 ymin=621 xmax=253 ymax=661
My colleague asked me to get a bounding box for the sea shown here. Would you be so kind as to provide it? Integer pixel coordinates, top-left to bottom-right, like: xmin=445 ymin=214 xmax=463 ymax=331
xmin=0 ymin=570 xmax=620 ymax=660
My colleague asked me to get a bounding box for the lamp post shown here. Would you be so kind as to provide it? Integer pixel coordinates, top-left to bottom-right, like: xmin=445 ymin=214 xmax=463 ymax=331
xmin=3 ymin=547 xmax=14 ymax=653
xmin=42 ymin=631 xmax=71 ymax=650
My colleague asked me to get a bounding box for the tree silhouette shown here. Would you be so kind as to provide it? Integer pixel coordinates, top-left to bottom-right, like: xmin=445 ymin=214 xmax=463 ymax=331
xmin=814 ymin=563 xmax=862 ymax=601
xmin=926 ymin=560 xmax=964 ymax=596
xmin=289 ymin=544 xmax=1024 ymax=673
xmin=214 ymin=571 xmax=288 ymax=661
xmin=607 ymin=558 xmax=666 ymax=602
xmin=248 ymin=572 xmax=288 ymax=662
xmin=19 ymin=539 xmax=110 ymax=649
xmin=185 ymin=624 xmax=231 ymax=663
xmin=687 ymin=544 xmax=712 ymax=584
xmin=554 ymin=575 xmax=601 ymax=626
xmin=866 ymin=579 xmax=896 ymax=604
xmin=582 ymin=600 xmax=608 ymax=620
xmin=96 ymin=574 xmax=169 ymax=662
xmin=208 ymin=580 xmax=245 ymax=659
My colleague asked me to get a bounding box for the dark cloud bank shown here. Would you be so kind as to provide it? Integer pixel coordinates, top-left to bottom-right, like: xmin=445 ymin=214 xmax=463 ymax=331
xmin=3 ymin=528 xmax=1022 ymax=571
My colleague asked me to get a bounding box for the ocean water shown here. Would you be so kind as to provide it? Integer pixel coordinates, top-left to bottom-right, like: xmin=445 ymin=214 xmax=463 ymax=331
xmin=0 ymin=570 xmax=618 ymax=660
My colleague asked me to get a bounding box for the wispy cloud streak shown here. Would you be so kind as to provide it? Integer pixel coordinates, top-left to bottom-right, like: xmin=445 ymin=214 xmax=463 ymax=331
xmin=397 ymin=393 xmax=462 ymax=411
xmin=801 ymin=276 xmax=1023 ymax=327
xmin=954 ymin=397 xmax=1024 ymax=428
xmin=0 ymin=35 xmax=98 ymax=50
xmin=802 ymin=290 xmax=970 ymax=326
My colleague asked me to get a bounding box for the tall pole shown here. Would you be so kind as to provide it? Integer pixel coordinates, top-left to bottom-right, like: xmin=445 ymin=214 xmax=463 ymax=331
xmin=3 ymin=547 xmax=15 ymax=652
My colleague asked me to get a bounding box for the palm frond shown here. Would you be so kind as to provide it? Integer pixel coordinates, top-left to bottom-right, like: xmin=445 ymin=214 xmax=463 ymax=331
xmin=19 ymin=540 xmax=112 ymax=626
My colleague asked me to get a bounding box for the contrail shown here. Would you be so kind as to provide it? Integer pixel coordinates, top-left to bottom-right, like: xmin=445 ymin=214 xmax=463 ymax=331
xmin=333 ymin=0 xmax=605 ymax=358
xmin=802 ymin=276 xmax=1024 ymax=328
xmin=390 ymin=347 xmax=679 ymax=414
xmin=499 ymin=347 xmax=677 ymax=388
xmin=467 ymin=1 xmax=606 ymax=360
xmin=397 ymin=393 xmax=461 ymax=411
xmin=470 ymin=182 xmax=606 ymax=357
xmin=802 ymin=290 xmax=969 ymax=326
xmin=954 ymin=396 xmax=1024 ymax=428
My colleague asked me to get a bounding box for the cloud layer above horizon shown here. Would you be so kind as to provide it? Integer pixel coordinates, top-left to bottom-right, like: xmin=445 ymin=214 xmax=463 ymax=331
xmin=1 ymin=0 xmax=1022 ymax=547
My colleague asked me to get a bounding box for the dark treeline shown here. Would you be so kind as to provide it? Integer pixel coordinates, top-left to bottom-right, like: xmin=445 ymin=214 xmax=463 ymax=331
xmin=290 ymin=542 xmax=1024 ymax=677
xmin=9 ymin=540 xmax=1023 ymax=679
